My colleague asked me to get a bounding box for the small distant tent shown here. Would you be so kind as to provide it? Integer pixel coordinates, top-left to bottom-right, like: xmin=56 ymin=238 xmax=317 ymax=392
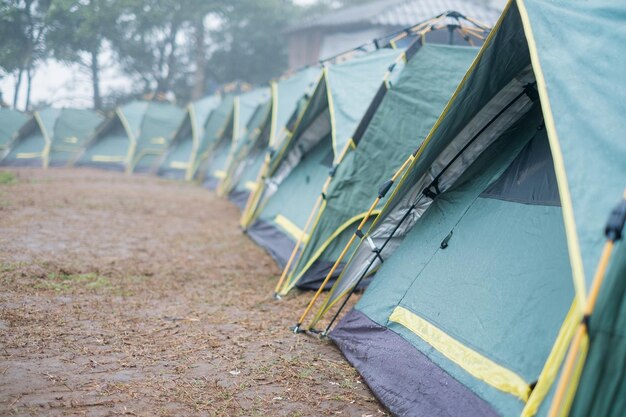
xmin=76 ymin=101 xmax=183 ymax=172
xmin=217 ymin=99 xmax=272 ymax=203
xmin=190 ymin=95 xmax=235 ymax=180
xmin=157 ymin=94 xmax=221 ymax=180
xmin=130 ymin=104 xmax=185 ymax=173
xmin=196 ymin=88 xmax=270 ymax=190
xmin=218 ymin=67 xmax=320 ymax=208
xmin=296 ymin=2 xmax=626 ymax=417
xmin=0 ymin=109 xmax=29 ymax=160
xmin=240 ymin=47 xmax=405 ymax=275
xmin=1 ymin=108 xmax=103 ymax=168
xmin=274 ymin=43 xmax=479 ymax=295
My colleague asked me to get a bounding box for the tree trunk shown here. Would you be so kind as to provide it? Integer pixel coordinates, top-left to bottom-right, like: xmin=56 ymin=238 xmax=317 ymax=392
xmin=91 ymin=48 xmax=102 ymax=110
xmin=13 ymin=68 xmax=23 ymax=109
xmin=25 ymin=66 xmax=33 ymax=111
xmin=191 ymin=18 xmax=206 ymax=100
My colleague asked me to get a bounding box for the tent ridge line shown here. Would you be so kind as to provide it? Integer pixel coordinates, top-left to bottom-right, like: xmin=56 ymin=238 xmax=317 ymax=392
xmin=515 ymin=0 xmax=587 ymax=308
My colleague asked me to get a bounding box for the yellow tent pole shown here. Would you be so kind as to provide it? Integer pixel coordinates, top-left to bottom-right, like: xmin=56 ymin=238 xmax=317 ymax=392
xmin=293 ymin=153 xmax=414 ymax=332
xmin=275 ymin=194 xmax=323 ymax=296
xmin=548 ymin=189 xmax=626 ymax=417
xmin=274 ymin=175 xmax=334 ymax=295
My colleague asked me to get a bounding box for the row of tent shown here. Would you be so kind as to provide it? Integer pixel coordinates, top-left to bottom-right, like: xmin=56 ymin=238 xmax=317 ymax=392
xmin=2 ymin=2 xmax=625 ymax=416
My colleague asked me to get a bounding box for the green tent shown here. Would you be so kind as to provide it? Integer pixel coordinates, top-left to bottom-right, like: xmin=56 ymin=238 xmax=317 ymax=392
xmin=218 ymin=67 xmax=320 ymax=209
xmin=129 ymin=103 xmax=185 ymax=173
xmin=76 ymin=101 xmax=183 ymax=173
xmin=0 ymin=109 xmax=29 ymax=160
xmin=157 ymin=94 xmax=221 ymax=180
xmin=301 ymin=2 xmax=626 ymax=417
xmin=191 ymin=94 xmax=235 ymax=180
xmin=274 ymin=44 xmax=479 ymax=295
xmin=197 ymin=88 xmax=270 ymax=190
xmin=2 ymin=108 xmax=103 ymax=168
xmin=217 ymin=99 xmax=272 ymax=203
xmin=240 ymin=47 xmax=405 ymax=278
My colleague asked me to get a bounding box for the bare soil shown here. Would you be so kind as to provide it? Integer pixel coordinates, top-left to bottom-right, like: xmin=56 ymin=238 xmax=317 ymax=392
xmin=0 ymin=168 xmax=384 ymax=417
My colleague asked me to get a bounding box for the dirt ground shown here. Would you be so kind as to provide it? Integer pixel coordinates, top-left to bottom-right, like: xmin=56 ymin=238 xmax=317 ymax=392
xmin=0 ymin=168 xmax=384 ymax=417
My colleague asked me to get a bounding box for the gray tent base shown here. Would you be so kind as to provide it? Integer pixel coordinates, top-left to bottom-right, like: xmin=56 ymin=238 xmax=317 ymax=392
xmin=74 ymin=161 xmax=126 ymax=172
xmin=228 ymin=189 xmax=250 ymax=211
xmin=330 ymin=309 xmax=500 ymax=417
xmin=158 ymin=169 xmax=186 ymax=181
xmin=1 ymin=159 xmax=43 ymax=167
xmin=246 ymin=219 xmax=295 ymax=268
xmin=246 ymin=218 xmax=353 ymax=291
xmin=203 ymin=177 xmax=220 ymax=190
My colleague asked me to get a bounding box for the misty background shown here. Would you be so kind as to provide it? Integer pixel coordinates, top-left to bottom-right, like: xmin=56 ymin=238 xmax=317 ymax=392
xmin=0 ymin=0 xmax=504 ymax=111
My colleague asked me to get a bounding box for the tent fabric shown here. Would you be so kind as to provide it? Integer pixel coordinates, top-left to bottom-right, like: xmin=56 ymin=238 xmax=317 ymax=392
xmin=319 ymin=1 xmax=626 ymax=416
xmin=158 ymin=94 xmax=221 ymax=180
xmin=1 ymin=108 xmax=102 ymax=168
xmin=76 ymin=101 xmax=183 ymax=172
xmin=516 ymin=0 xmax=626 ymax=301
xmin=0 ymin=109 xmax=29 ymax=159
xmin=277 ymin=44 xmax=479 ymax=295
xmin=48 ymin=109 xmax=105 ymax=166
xmin=196 ymin=88 xmax=270 ymax=189
xmin=332 ymin=106 xmax=575 ymax=417
xmin=570 ymin=239 xmax=626 ymax=417
xmin=218 ymin=99 xmax=272 ymax=196
xmin=244 ymin=48 xmax=403 ymax=279
xmin=129 ymin=103 xmax=185 ymax=173
xmin=221 ymin=67 xmax=320 ymax=204
xmin=197 ymin=88 xmax=269 ymax=189
xmin=192 ymin=94 xmax=235 ymax=178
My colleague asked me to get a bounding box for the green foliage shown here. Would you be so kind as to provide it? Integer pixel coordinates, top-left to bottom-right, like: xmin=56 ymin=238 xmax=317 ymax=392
xmin=207 ymin=0 xmax=295 ymax=85
xmin=0 ymin=0 xmax=370 ymax=108
xmin=0 ymin=171 xmax=17 ymax=185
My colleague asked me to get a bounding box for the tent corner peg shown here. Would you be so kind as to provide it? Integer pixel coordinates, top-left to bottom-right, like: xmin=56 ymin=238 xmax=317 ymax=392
xmin=290 ymin=323 xmax=306 ymax=334
xmin=273 ymin=292 xmax=282 ymax=300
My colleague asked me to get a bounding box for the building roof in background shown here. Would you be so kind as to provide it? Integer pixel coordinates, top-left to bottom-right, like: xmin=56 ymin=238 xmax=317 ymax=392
xmin=292 ymin=0 xmax=502 ymax=32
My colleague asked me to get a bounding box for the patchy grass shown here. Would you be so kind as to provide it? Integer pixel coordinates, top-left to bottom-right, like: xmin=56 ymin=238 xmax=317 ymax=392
xmin=34 ymin=272 xmax=114 ymax=292
xmin=0 ymin=171 xmax=16 ymax=185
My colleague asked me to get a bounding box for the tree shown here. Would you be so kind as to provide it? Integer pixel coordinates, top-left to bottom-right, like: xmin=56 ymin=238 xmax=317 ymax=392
xmin=46 ymin=0 xmax=119 ymax=110
xmin=206 ymin=0 xmax=295 ymax=86
xmin=0 ymin=0 xmax=51 ymax=110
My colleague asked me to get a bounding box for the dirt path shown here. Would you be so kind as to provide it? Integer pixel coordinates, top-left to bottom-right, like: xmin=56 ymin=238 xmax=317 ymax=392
xmin=0 ymin=168 xmax=384 ymax=417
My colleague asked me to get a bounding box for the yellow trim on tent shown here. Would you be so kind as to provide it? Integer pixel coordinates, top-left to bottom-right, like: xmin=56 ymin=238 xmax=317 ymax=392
xmin=117 ymin=107 xmax=137 ymax=174
xmin=186 ymin=103 xmax=200 ymax=181
xmin=150 ymin=137 xmax=166 ymax=145
xmin=275 ymin=214 xmax=310 ymax=244
xmin=390 ymin=306 xmax=531 ymax=401
xmin=213 ymin=170 xmax=226 ymax=179
xmin=244 ymin=181 xmax=257 ymax=192
xmin=34 ymin=111 xmax=52 ymax=168
xmin=170 ymin=161 xmax=189 ymax=170
xmin=516 ymin=0 xmax=587 ymax=308
xmin=278 ymin=138 xmax=356 ymax=294
xmin=520 ymin=299 xmax=580 ymax=417
xmin=16 ymin=152 xmax=43 ymax=159
xmin=194 ymin=98 xmax=236 ymax=182
xmin=282 ymin=208 xmax=382 ymax=295
xmin=217 ymin=98 xmax=240 ymax=196
xmin=269 ymin=72 xmax=325 ymax=175
xmin=92 ymin=155 xmax=125 ymax=162
xmin=243 ymin=70 xmax=324 ymax=227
